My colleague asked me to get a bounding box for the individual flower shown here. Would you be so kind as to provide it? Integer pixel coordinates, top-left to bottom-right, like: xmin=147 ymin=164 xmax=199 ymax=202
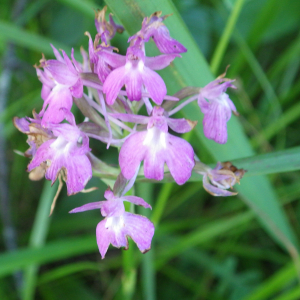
xmin=85 ymin=32 xmax=117 ymax=83
xmin=27 ymin=121 xmax=92 ymax=195
xmin=13 ymin=111 xmax=53 ymax=157
xmin=198 ymin=74 xmax=238 ymax=144
xmin=111 ymin=106 xmax=196 ymax=185
xmin=102 ymin=43 xmax=179 ymax=105
xmin=94 ymin=6 xmax=124 ymax=42
xmin=195 ymin=161 xmax=245 ymax=196
xmin=129 ymin=11 xmax=187 ymax=54
xmin=13 ymin=111 xmax=54 ymax=180
xmin=70 ymin=188 xmax=154 ymax=259
xmin=37 ymin=45 xmax=84 ymax=126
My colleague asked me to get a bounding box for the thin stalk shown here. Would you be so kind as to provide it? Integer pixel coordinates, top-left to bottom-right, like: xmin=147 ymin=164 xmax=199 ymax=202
xmin=151 ymin=183 xmax=173 ymax=226
xmin=210 ymin=0 xmax=246 ymax=74
xmin=122 ymin=190 xmax=137 ymax=300
xmin=168 ymin=95 xmax=198 ymax=116
xmin=137 ymin=183 xmax=156 ymax=300
xmin=22 ymin=181 xmax=57 ymax=300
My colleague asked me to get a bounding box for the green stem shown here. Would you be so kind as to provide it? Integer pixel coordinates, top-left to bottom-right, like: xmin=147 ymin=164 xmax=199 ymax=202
xmin=122 ymin=191 xmax=137 ymax=300
xmin=22 ymin=181 xmax=57 ymax=300
xmin=210 ymin=0 xmax=246 ymax=74
xmin=137 ymin=183 xmax=156 ymax=300
xmin=151 ymin=183 xmax=173 ymax=227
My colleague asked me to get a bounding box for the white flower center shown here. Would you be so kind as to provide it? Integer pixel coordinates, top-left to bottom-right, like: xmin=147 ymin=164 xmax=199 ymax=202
xmin=143 ymin=127 xmax=167 ymax=149
xmin=50 ymin=135 xmax=71 ymax=155
xmin=105 ymin=215 xmax=124 ymax=231
xmin=216 ymin=93 xmax=229 ymax=107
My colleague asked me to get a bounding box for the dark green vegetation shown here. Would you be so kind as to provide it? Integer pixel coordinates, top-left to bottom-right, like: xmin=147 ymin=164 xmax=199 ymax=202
xmin=1 ymin=0 xmax=300 ymax=299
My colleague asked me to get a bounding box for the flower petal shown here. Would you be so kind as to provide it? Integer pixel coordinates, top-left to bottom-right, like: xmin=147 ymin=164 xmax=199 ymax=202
xmin=103 ymin=66 xmax=126 ymax=105
xmin=142 ymin=67 xmax=166 ymax=105
xmin=100 ymin=50 xmax=126 ymax=68
xmin=201 ymin=80 xmax=236 ymax=100
xmin=119 ymin=131 xmax=148 ymax=179
xmin=203 ymin=174 xmax=237 ymax=197
xmin=124 ymin=69 xmax=143 ymax=101
xmin=62 ymin=154 xmax=92 ymax=195
xmin=61 ymin=49 xmax=77 ymax=75
xmin=96 ymin=220 xmax=112 ymax=259
xmin=122 ymin=212 xmax=154 ymax=253
xmin=70 ymin=78 xmax=83 ymax=98
xmin=13 ymin=117 xmax=30 ymax=133
xmin=50 ymin=44 xmax=64 ymax=62
xmin=164 ymin=135 xmax=195 ymax=185
xmin=145 ymin=54 xmax=180 ymax=70
xmin=69 ymin=201 xmax=105 ymax=213
xmin=202 ymin=101 xmax=230 ymax=144
xmin=152 ymin=26 xmax=187 ymax=54
xmin=166 ymin=117 xmax=196 ymax=133
xmin=27 ymin=140 xmax=54 ymax=172
xmin=41 ymin=85 xmax=73 ymax=125
xmin=122 ymin=196 xmax=152 ymax=209
xmin=110 ymin=113 xmax=150 ymax=124
xmin=46 ymin=60 xmax=78 ymax=86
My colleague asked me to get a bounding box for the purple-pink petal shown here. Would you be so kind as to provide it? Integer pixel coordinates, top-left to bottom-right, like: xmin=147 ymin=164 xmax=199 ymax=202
xmin=27 ymin=140 xmax=54 ymax=172
xmin=142 ymin=68 xmax=166 ymax=105
xmin=202 ymin=101 xmax=230 ymax=144
xmin=110 ymin=113 xmax=150 ymax=124
xmin=13 ymin=117 xmax=30 ymax=133
xmin=50 ymin=44 xmax=64 ymax=62
xmin=164 ymin=134 xmax=195 ymax=185
xmin=69 ymin=201 xmax=105 ymax=213
xmin=145 ymin=54 xmax=180 ymax=70
xmin=70 ymin=78 xmax=83 ymax=98
xmin=96 ymin=212 xmax=154 ymax=259
xmin=119 ymin=128 xmax=195 ymax=185
xmin=143 ymin=146 xmax=165 ymax=181
xmin=104 ymin=189 xmax=115 ymax=200
xmin=203 ymin=174 xmax=236 ymax=197
xmin=61 ymin=154 xmax=92 ymax=195
xmin=41 ymin=85 xmax=73 ymax=126
xmin=101 ymin=200 xmax=125 ymax=217
xmin=45 ymin=60 xmax=78 ymax=86
xmin=197 ymin=94 xmax=210 ymax=114
xmin=61 ymin=50 xmax=77 ymax=75
xmin=122 ymin=196 xmax=152 ymax=209
xmin=124 ymin=70 xmax=143 ymax=101
xmin=100 ymin=50 xmax=126 ymax=69
xmin=152 ymin=26 xmax=187 ymax=54
xmin=119 ymin=131 xmax=148 ymax=180
xmin=166 ymin=117 xmax=195 ymax=133
xmin=27 ymin=131 xmax=92 ymax=195
xmin=202 ymin=80 xmax=236 ymax=100
xmin=103 ymin=66 xmax=126 ymax=105
xmin=96 ymin=220 xmax=114 ymax=259
xmin=96 ymin=56 xmax=113 ymax=83
xmin=122 ymin=212 xmax=154 ymax=252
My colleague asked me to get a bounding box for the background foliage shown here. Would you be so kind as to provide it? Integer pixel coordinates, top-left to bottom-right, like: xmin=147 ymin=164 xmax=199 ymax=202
xmin=1 ymin=0 xmax=300 ymax=299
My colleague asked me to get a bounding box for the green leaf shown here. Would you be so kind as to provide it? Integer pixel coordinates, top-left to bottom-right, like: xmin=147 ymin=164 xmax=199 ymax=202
xmin=231 ymin=146 xmax=300 ymax=176
xmin=242 ymin=261 xmax=297 ymax=300
xmin=0 ymin=236 xmax=96 ymax=278
xmin=104 ymin=0 xmax=298 ymax=252
xmin=155 ymin=212 xmax=253 ymax=269
xmin=55 ymin=0 xmax=99 ymax=18
xmin=0 ymin=21 xmax=77 ymax=58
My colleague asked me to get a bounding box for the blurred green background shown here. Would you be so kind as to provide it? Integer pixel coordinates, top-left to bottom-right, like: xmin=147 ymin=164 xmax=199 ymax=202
xmin=1 ymin=0 xmax=300 ymax=299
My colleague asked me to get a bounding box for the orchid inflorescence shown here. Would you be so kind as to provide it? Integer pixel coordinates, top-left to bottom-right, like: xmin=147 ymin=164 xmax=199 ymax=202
xmin=14 ymin=8 xmax=245 ymax=259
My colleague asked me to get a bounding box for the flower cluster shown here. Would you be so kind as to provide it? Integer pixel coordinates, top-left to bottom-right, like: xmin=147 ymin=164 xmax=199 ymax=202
xmin=14 ymin=8 xmax=245 ymax=258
